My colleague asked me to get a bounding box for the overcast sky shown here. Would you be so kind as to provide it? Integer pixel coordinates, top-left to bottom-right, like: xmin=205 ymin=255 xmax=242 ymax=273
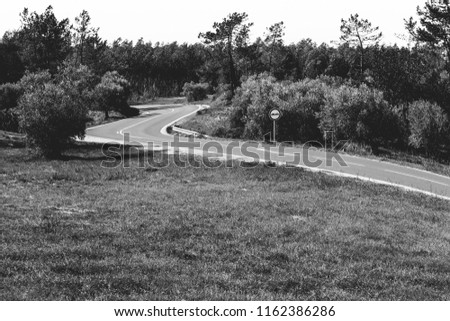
xmin=0 ymin=0 xmax=427 ymax=46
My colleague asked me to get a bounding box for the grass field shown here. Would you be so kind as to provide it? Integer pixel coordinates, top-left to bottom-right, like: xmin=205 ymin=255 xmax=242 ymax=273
xmin=1 ymin=144 xmax=450 ymax=300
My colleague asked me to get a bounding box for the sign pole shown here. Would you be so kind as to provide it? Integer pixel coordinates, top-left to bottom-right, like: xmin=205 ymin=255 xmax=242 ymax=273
xmin=268 ymin=108 xmax=281 ymax=144
xmin=273 ymin=120 xmax=276 ymax=143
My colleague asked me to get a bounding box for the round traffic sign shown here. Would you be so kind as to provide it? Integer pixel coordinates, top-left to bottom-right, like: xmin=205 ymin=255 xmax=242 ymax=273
xmin=269 ymin=109 xmax=282 ymax=121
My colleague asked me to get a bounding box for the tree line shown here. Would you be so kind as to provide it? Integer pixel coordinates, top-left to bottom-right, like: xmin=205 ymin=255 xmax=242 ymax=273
xmin=0 ymin=3 xmax=449 ymax=158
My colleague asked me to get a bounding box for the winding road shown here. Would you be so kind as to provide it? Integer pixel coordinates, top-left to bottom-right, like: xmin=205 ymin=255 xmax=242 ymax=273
xmin=85 ymin=104 xmax=450 ymax=201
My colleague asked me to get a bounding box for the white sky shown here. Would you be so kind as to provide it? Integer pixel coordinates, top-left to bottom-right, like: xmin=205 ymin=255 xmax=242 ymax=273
xmin=0 ymin=0 xmax=427 ymax=46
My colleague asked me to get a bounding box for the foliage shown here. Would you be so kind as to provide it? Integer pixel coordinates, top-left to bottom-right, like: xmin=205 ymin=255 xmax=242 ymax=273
xmin=319 ymin=84 xmax=400 ymax=148
xmin=0 ymin=109 xmax=20 ymax=132
xmin=182 ymin=82 xmax=209 ymax=102
xmin=19 ymin=70 xmax=53 ymax=92
xmin=231 ymin=74 xmax=328 ymax=142
xmin=340 ymin=14 xmax=382 ymax=79
xmin=17 ymin=80 xmax=88 ymax=157
xmin=407 ymin=100 xmax=449 ymax=155
xmin=230 ymin=75 xmax=403 ymax=149
xmin=1 ymin=8 xmax=450 ymax=156
xmin=56 ymin=63 xmax=97 ymax=98
xmin=199 ymin=12 xmax=254 ymax=96
xmin=263 ymin=21 xmax=286 ymax=74
xmin=12 ymin=6 xmax=71 ymax=74
xmin=0 ymin=83 xmax=23 ymax=131
xmin=0 ymin=83 xmax=23 ymax=111
xmin=0 ymin=40 xmax=24 ymax=84
xmin=70 ymin=10 xmax=108 ymax=76
xmin=94 ymin=71 xmax=131 ymax=119
xmin=406 ymin=2 xmax=450 ymax=68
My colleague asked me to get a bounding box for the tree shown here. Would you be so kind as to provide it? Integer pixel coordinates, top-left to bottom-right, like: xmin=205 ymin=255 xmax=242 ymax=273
xmin=0 ymin=37 xmax=24 ymax=84
xmin=55 ymin=62 xmax=97 ymax=108
xmin=17 ymin=71 xmax=89 ymax=157
xmin=304 ymin=44 xmax=331 ymax=79
xmin=199 ymin=12 xmax=253 ymax=96
xmin=405 ymin=2 xmax=450 ymax=69
xmin=72 ymin=10 xmax=107 ymax=74
xmin=13 ymin=6 xmax=71 ymax=74
xmin=340 ymin=14 xmax=382 ymax=80
xmin=263 ymin=21 xmax=285 ymax=73
xmin=94 ymin=71 xmax=131 ymax=119
xmin=73 ymin=10 xmax=93 ymax=65
xmin=182 ymin=82 xmax=209 ymax=102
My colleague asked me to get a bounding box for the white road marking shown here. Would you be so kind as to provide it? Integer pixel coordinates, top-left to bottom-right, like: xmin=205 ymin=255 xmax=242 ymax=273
xmin=384 ymin=169 xmax=449 ymax=187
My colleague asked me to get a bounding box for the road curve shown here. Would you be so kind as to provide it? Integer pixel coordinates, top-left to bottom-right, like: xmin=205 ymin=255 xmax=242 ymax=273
xmin=85 ymin=104 xmax=450 ymax=201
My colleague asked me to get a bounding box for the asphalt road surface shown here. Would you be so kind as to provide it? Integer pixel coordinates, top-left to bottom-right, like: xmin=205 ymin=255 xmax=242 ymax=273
xmin=85 ymin=104 xmax=450 ymax=201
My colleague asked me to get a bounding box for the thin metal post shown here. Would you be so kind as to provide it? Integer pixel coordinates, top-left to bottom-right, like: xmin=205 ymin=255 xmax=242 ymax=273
xmin=273 ymin=120 xmax=276 ymax=143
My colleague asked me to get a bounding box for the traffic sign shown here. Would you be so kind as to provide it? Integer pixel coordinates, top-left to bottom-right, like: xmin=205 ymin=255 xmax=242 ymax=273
xmin=269 ymin=109 xmax=282 ymax=121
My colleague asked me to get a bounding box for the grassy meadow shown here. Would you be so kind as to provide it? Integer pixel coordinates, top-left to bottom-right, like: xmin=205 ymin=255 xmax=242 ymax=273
xmin=1 ymin=144 xmax=450 ymax=300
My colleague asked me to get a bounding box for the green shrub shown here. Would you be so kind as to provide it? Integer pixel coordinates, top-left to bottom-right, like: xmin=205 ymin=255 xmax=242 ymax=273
xmin=0 ymin=108 xmax=20 ymax=132
xmin=94 ymin=71 xmax=131 ymax=119
xmin=212 ymin=83 xmax=233 ymax=105
xmin=182 ymin=82 xmax=209 ymax=102
xmin=231 ymin=75 xmax=327 ymax=142
xmin=230 ymin=75 xmax=402 ymax=149
xmin=0 ymin=83 xmax=23 ymax=111
xmin=0 ymin=83 xmax=23 ymax=131
xmin=19 ymin=70 xmax=53 ymax=92
xmin=407 ymin=100 xmax=449 ymax=155
xmin=17 ymin=73 xmax=88 ymax=157
xmin=319 ymin=84 xmax=399 ymax=149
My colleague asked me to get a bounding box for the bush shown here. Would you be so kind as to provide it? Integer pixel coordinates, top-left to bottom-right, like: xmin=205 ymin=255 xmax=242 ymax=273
xmin=407 ymin=100 xmax=449 ymax=155
xmin=19 ymin=70 xmax=53 ymax=92
xmin=0 ymin=83 xmax=23 ymax=131
xmin=0 ymin=108 xmax=20 ymax=132
xmin=56 ymin=63 xmax=97 ymax=97
xmin=0 ymin=83 xmax=23 ymax=111
xmin=94 ymin=71 xmax=131 ymax=119
xmin=229 ymin=75 xmax=402 ymax=150
xmin=18 ymin=81 xmax=88 ymax=158
xmin=230 ymin=75 xmax=326 ymax=142
xmin=212 ymin=83 xmax=233 ymax=104
xmin=319 ymin=84 xmax=400 ymax=149
xmin=182 ymin=82 xmax=209 ymax=102
xmin=231 ymin=74 xmax=278 ymax=140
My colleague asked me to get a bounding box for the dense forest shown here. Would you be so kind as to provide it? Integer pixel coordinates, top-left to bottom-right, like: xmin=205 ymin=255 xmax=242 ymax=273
xmin=0 ymin=3 xmax=449 ymax=158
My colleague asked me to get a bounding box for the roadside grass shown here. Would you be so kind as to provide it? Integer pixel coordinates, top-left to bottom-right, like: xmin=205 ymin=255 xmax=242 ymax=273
xmin=180 ymin=102 xmax=230 ymax=137
xmin=1 ymin=144 xmax=450 ymax=300
xmin=375 ymin=148 xmax=450 ymax=177
xmin=130 ymin=96 xmax=186 ymax=106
